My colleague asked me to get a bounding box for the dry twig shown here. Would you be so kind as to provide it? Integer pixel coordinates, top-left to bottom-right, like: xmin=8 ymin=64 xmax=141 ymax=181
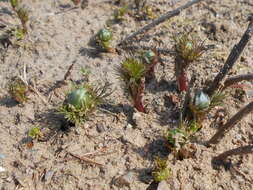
xmin=207 ymin=20 xmax=253 ymax=96
xmin=118 ymin=0 xmax=205 ymax=46
xmin=223 ymin=74 xmax=253 ymax=89
xmin=67 ymin=152 xmax=104 ymax=167
xmin=207 ymin=101 xmax=253 ymax=145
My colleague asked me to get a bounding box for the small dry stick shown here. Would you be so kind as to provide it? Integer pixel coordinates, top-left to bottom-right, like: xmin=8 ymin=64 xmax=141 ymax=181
xmin=223 ymin=73 xmax=253 ymax=89
xmin=67 ymin=152 xmax=103 ymax=167
xmin=213 ymin=145 xmax=253 ymax=161
xmin=207 ymin=20 xmax=253 ymax=96
xmin=207 ymin=101 xmax=253 ymax=145
xmin=118 ymin=0 xmax=205 ymax=46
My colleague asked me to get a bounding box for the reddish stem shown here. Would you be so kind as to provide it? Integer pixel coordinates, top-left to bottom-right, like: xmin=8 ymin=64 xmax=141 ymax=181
xmin=177 ymin=70 xmax=188 ymax=92
xmin=133 ymin=78 xmax=146 ymax=113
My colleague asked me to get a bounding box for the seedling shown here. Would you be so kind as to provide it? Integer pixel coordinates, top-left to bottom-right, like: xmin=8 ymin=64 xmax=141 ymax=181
xmin=141 ymin=49 xmax=159 ymax=80
xmin=166 ymin=119 xmax=200 ymax=159
xmin=113 ymin=5 xmax=129 ymax=22
xmin=97 ymin=28 xmax=114 ymax=52
xmin=28 ymin=126 xmax=42 ymax=140
xmin=16 ymin=7 xmax=29 ymax=34
xmin=174 ymin=33 xmax=205 ymax=92
xmin=59 ymin=82 xmax=112 ymax=125
xmin=8 ymin=77 xmax=28 ymax=104
xmin=10 ymin=0 xmax=19 ymax=10
xmin=152 ymin=157 xmax=171 ymax=182
xmin=116 ymin=57 xmax=146 ymax=112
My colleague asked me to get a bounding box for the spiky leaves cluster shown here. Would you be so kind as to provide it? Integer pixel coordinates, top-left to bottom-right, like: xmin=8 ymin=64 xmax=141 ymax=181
xmin=28 ymin=126 xmax=42 ymax=139
xmin=8 ymin=77 xmax=28 ymax=104
xmin=152 ymin=157 xmax=171 ymax=182
xmin=174 ymin=33 xmax=205 ymax=92
xmin=16 ymin=7 xmax=29 ymax=34
xmin=116 ymin=57 xmax=146 ymax=112
xmin=114 ymin=5 xmax=129 ymax=21
xmin=59 ymin=82 xmax=112 ymax=125
xmin=10 ymin=0 xmax=19 ymax=10
xmin=174 ymin=33 xmax=205 ymax=63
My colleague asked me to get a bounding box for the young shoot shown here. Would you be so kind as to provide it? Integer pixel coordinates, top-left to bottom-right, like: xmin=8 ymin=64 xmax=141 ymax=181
xmin=28 ymin=126 xmax=42 ymax=140
xmin=8 ymin=77 xmax=28 ymax=104
xmin=113 ymin=5 xmax=129 ymax=22
xmin=174 ymin=33 xmax=205 ymax=92
xmin=97 ymin=28 xmax=114 ymax=52
xmin=116 ymin=57 xmax=146 ymax=112
xmin=16 ymin=7 xmax=29 ymax=34
xmin=152 ymin=157 xmax=171 ymax=182
xmin=141 ymin=49 xmax=159 ymax=80
xmin=59 ymin=82 xmax=112 ymax=125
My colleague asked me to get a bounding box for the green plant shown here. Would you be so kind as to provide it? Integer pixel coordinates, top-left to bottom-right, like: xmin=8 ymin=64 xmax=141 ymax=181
xmin=16 ymin=7 xmax=29 ymax=34
xmin=28 ymin=126 xmax=42 ymax=139
xmin=59 ymin=82 xmax=112 ymax=125
xmin=8 ymin=77 xmax=28 ymax=104
xmin=97 ymin=28 xmax=114 ymax=52
xmin=174 ymin=33 xmax=205 ymax=92
xmin=141 ymin=49 xmax=159 ymax=80
xmin=152 ymin=157 xmax=171 ymax=182
xmin=10 ymin=0 xmax=19 ymax=10
xmin=114 ymin=5 xmax=129 ymax=21
xmin=116 ymin=57 xmax=146 ymax=112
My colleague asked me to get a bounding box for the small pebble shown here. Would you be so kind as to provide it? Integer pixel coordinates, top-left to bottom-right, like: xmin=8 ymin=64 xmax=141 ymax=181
xmin=0 ymin=154 xmax=6 ymax=159
xmin=115 ymin=171 xmax=135 ymax=187
xmin=0 ymin=166 xmax=6 ymax=172
xmin=96 ymin=123 xmax=106 ymax=133
xmin=157 ymin=180 xmax=170 ymax=190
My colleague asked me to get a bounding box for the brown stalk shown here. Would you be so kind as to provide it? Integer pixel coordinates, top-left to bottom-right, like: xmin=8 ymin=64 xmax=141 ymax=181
xmin=207 ymin=101 xmax=253 ymax=145
xmin=207 ymin=20 xmax=253 ymax=96
xmin=118 ymin=0 xmax=205 ymax=46
xmin=223 ymin=74 xmax=253 ymax=89
xmin=213 ymin=145 xmax=253 ymax=161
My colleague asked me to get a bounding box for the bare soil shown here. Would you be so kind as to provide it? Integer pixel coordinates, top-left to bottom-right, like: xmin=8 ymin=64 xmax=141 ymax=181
xmin=0 ymin=0 xmax=252 ymax=189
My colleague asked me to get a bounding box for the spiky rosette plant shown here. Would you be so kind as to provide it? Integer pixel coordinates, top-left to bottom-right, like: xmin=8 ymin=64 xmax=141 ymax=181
xmin=113 ymin=5 xmax=129 ymax=22
xmin=59 ymin=82 xmax=112 ymax=125
xmin=8 ymin=77 xmax=28 ymax=104
xmin=152 ymin=157 xmax=171 ymax=182
xmin=97 ymin=28 xmax=114 ymax=52
xmin=16 ymin=7 xmax=29 ymax=34
xmin=116 ymin=57 xmax=146 ymax=112
xmin=174 ymin=33 xmax=205 ymax=92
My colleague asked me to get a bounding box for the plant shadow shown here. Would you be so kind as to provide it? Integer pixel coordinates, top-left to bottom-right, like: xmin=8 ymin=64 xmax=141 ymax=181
xmin=0 ymin=96 xmax=19 ymax=107
xmin=145 ymin=78 xmax=177 ymax=94
xmin=0 ymin=7 xmax=12 ymax=16
xmin=133 ymin=137 xmax=171 ymax=162
xmin=100 ymin=103 xmax=135 ymax=125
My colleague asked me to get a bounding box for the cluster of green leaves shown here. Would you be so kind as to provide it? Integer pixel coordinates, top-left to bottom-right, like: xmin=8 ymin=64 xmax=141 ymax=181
xmin=28 ymin=126 xmax=42 ymax=139
xmin=59 ymin=82 xmax=112 ymax=125
xmin=8 ymin=77 xmax=28 ymax=104
xmin=152 ymin=157 xmax=171 ymax=182
xmin=174 ymin=33 xmax=205 ymax=63
xmin=114 ymin=5 xmax=129 ymax=21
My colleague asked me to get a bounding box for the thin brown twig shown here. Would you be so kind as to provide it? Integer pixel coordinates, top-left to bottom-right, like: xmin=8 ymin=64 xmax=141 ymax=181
xmin=207 ymin=20 xmax=253 ymax=96
xmin=223 ymin=74 xmax=253 ymax=89
xmin=67 ymin=152 xmax=104 ymax=167
xmin=207 ymin=101 xmax=253 ymax=145
xmin=64 ymin=63 xmax=74 ymax=81
xmin=118 ymin=0 xmax=205 ymax=46
xmin=213 ymin=145 xmax=253 ymax=161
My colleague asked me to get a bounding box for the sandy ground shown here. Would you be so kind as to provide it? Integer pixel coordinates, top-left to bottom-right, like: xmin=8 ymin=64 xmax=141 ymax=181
xmin=0 ymin=0 xmax=253 ymax=189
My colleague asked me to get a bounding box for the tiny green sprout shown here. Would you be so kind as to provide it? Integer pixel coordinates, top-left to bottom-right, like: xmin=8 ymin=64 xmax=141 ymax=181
xmin=142 ymin=50 xmax=155 ymax=64
xmin=13 ymin=27 xmax=26 ymax=40
xmin=28 ymin=126 xmax=42 ymax=139
xmin=16 ymin=7 xmax=29 ymax=34
xmin=116 ymin=57 xmax=146 ymax=112
xmin=10 ymin=0 xmax=19 ymax=10
xmin=59 ymin=82 xmax=112 ymax=125
xmin=8 ymin=77 xmax=28 ymax=104
xmin=152 ymin=157 xmax=171 ymax=182
xmin=166 ymin=128 xmax=187 ymax=148
xmin=114 ymin=5 xmax=128 ymax=21
xmin=143 ymin=5 xmax=156 ymax=19
xmin=97 ymin=28 xmax=114 ymax=52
